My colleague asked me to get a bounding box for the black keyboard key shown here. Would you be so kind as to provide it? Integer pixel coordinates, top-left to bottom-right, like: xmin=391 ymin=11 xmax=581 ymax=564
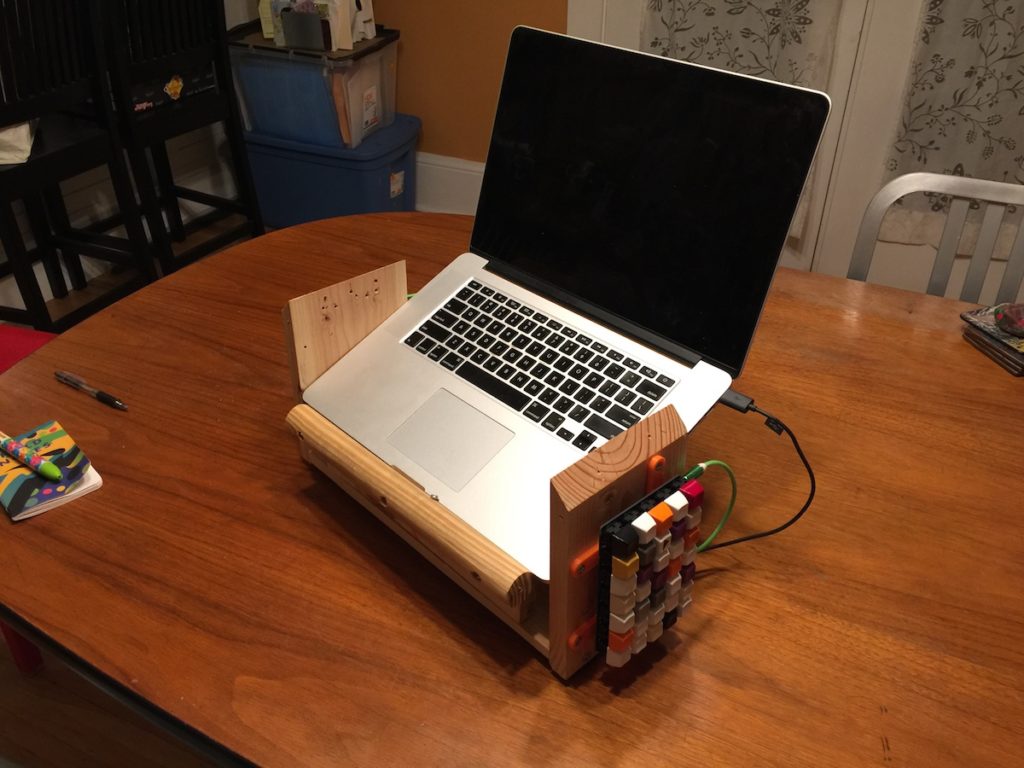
xmin=623 ymin=357 xmax=641 ymax=370
xmin=473 ymin=314 xmax=490 ymax=328
xmin=599 ymin=380 xmax=620 ymax=397
xmin=591 ymin=396 xmax=612 ymax=413
xmin=559 ymin=380 xmax=580 ymax=396
xmin=483 ymin=357 xmax=501 ymax=372
xmin=480 ymin=286 xmax=494 ymax=296
xmin=524 ymin=402 xmax=549 ymax=422
xmin=415 ymin=338 xmax=435 ymax=354
xmin=507 ymin=313 xmax=524 ymax=328
xmin=591 ymin=342 xmax=608 ymax=354
xmin=547 ymin=319 xmax=563 ymax=331
xmin=574 ymin=388 xmax=595 ymax=405
xmin=471 ymin=349 xmax=489 ymax=364
xmin=458 ymin=342 xmax=476 ymax=356
xmin=657 ymin=374 xmax=676 ymax=388
xmin=577 ymin=335 xmax=593 ymax=346
xmin=499 ymin=327 xmax=518 ymax=342
xmin=493 ymin=293 xmax=508 ymax=303
xmin=511 ymin=372 xmax=530 ymax=388
xmin=520 ymin=319 xmax=537 ymax=334
xmin=441 ymin=353 xmax=464 ymax=370
xmin=516 ymin=356 xmax=536 ymax=371
xmin=561 ymin=327 xmax=577 ymax=339
xmin=457 ymin=287 xmax=474 ymax=301
xmin=540 ymin=348 xmax=559 ymax=364
xmin=487 ymin=320 xmax=504 ymax=335
xmin=632 ymin=398 xmax=654 ymax=416
xmin=506 ymin=299 xmax=520 ymax=310
xmin=453 ymin=320 xmax=470 ymax=335
xmin=493 ymin=306 xmax=511 ymax=320
xmin=468 ymin=280 xmax=482 ymax=290
xmin=585 ymin=413 xmax=624 ymax=440
xmin=468 ymin=293 xmax=485 ymax=307
xmin=607 ymin=350 xmax=624 ymax=362
xmin=568 ymin=405 xmax=590 ymax=422
xmin=405 ymin=331 xmax=425 ymax=347
xmin=478 ymin=334 xmax=495 ymax=349
xmin=636 ymin=380 xmax=667 ymax=401
xmin=491 ymin=341 xmax=509 ymax=356
xmin=614 ymin=389 xmax=637 ymax=406
xmin=497 ymin=364 xmax=516 ymax=379
xmin=520 ymin=306 xmax=534 ymax=317
xmin=569 ymin=364 xmax=588 ymax=380
xmin=557 ymin=428 xmax=574 ymax=441
xmin=573 ymin=348 xmax=594 ymax=364
xmin=525 ymin=380 xmax=544 ymax=396
xmin=432 ymin=309 xmax=457 ymax=327
xmin=583 ymin=372 xmax=604 ymax=389
xmin=539 ymin=387 xmax=559 ymax=404
xmin=554 ymin=356 xmax=573 ymax=372
xmin=606 ymin=404 xmax=641 ymax=429
xmin=589 ymin=356 xmax=609 ymax=372
xmin=482 ymin=300 xmax=498 ymax=313
xmin=605 ymin=363 xmax=625 ymax=379
xmin=465 ymin=327 xmax=482 ymax=341
xmin=533 ymin=314 xmax=548 ymax=324
xmin=462 ymin=308 xmax=479 ymax=322
xmin=532 ymin=326 xmax=552 ymax=341
xmin=573 ymin=431 xmax=597 ymax=451
xmin=512 ymin=334 xmax=531 ymax=349
xmin=545 ymin=371 xmax=565 ymax=386
xmin=427 ymin=344 xmax=446 ymax=361
xmin=620 ymin=371 xmax=642 ymax=388
xmin=503 ymin=348 xmax=522 ymax=363
xmin=444 ymin=298 xmax=467 ymax=314
xmin=420 ymin=320 xmax=451 ymax=343
xmin=554 ymin=396 xmax=574 ymax=413
xmin=532 ymin=364 xmax=550 ymax=379
xmin=527 ymin=341 xmax=545 ymax=357
xmin=444 ymin=336 xmax=462 ymax=350
xmin=541 ymin=413 xmax=565 ymax=431
xmin=561 ymin=340 xmax=580 ymax=355
xmin=640 ymin=366 xmax=658 ymax=379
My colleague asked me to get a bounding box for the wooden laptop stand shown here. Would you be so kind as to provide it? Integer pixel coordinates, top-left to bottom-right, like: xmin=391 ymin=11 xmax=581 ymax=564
xmin=283 ymin=262 xmax=687 ymax=679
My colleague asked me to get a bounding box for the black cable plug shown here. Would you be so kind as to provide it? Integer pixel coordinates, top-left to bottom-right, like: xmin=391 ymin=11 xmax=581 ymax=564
xmin=718 ymin=388 xmax=754 ymax=413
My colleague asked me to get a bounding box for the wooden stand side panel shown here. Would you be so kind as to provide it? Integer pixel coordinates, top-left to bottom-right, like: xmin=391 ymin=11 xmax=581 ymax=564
xmin=282 ymin=261 xmax=407 ymax=399
xmin=548 ymin=406 xmax=687 ymax=679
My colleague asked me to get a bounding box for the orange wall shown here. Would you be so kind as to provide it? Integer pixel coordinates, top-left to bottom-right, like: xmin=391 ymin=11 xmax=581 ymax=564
xmin=373 ymin=1 xmax=567 ymax=162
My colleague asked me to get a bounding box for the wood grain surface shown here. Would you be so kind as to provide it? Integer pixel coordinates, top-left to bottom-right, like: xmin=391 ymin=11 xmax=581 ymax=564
xmin=1 ymin=213 xmax=1022 ymax=767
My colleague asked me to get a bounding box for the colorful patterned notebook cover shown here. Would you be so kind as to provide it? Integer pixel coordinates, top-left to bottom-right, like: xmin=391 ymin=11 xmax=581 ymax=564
xmin=0 ymin=421 xmax=91 ymax=520
xmin=960 ymin=306 xmax=1024 ymax=356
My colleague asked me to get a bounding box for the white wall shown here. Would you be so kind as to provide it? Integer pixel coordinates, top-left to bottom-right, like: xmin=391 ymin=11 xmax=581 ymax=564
xmin=223 ymin=0 xmax=257 ymax=29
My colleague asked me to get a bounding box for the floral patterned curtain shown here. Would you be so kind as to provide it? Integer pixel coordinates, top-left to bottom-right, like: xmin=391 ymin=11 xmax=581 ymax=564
xmin=883 ymin=0 xmax=1023 ymax=252
xmin=640 ymin=1 xmax=841 ymax=257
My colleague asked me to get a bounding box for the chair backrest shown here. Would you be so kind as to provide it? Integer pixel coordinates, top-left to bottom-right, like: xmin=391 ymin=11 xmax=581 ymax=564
xmin=849 ymin=172 xmax=1024 ymax=305
xmin=0 ymin=0 xmax=102 ymax=127
xmin=109 ymin=0 xmax=225 ymax=81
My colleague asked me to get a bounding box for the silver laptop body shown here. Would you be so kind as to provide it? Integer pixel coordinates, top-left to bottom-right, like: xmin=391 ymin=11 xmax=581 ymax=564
xmin=303 ymin=28 xmax=830 ymax=580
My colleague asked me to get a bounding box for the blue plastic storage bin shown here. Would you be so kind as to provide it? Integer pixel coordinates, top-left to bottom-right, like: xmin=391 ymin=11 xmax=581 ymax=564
xmin=245 ymin=113 xmax=419 ymax=229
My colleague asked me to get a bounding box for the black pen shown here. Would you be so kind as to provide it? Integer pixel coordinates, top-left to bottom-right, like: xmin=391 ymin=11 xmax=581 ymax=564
xmin=55 ymin=371 xmax=128 ymax=411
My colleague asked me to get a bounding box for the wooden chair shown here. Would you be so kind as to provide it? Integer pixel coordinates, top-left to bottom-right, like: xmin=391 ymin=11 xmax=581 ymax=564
xmin=105 ymin=0 xmax=264 ymax=274
xmin=849 ymin=172 xmax=1024 ymax=304
xmin=0 ymin=0 xmax=156 ymax=331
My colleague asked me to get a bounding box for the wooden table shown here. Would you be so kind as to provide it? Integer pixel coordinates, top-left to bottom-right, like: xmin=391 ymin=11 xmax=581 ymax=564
xmin=1 ymin=213 xmax=1021 ymax=767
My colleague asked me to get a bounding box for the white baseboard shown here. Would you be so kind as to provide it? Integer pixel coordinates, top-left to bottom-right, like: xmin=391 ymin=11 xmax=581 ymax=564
xmin=414 ymin=152 xmax=484 ymax=215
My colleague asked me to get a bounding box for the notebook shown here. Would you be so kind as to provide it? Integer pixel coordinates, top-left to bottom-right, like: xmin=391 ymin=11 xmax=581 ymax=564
xmin=303 ymin=27 xmax=830 ymax=580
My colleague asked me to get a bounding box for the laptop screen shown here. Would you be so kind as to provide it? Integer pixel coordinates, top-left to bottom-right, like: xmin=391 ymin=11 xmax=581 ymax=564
xmin=471 ymin=27 xmax=830 ymax=378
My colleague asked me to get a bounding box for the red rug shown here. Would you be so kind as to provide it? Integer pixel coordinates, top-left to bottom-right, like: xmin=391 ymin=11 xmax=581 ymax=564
xmin=0 ymin=325 xmax=56 ymax=373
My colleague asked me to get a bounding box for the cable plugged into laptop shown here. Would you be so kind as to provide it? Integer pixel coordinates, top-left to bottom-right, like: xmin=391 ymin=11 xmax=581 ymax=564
xmin=704 ymin=388 xmax=816 ymax=551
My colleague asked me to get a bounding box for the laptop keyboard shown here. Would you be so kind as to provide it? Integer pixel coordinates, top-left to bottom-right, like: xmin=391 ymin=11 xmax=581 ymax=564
xmin=401 ymin=279 xmax=676 ymax=452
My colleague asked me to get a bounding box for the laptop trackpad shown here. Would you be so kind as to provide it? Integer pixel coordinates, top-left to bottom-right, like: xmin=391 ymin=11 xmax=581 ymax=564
xmin=387 ymin=389 xmax=514 ymax=492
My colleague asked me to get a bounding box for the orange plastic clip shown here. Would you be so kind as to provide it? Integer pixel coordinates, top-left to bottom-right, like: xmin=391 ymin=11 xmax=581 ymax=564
xmin=570 ymin=542 xmax=600 ymax=577
xmin=568 ymin=615 xmax=597 ymax=650
xmin=646 ymin=454 xmax=667 ymax=493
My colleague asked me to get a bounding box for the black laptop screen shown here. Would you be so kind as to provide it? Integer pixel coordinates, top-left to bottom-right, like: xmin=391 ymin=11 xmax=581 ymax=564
xmin=471 ymin=28 xmax=829 ymax=378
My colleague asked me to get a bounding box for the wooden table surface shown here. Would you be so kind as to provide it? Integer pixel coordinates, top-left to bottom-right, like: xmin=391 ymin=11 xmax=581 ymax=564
xmin=1 ymin=213 xmax=1022 ymax=767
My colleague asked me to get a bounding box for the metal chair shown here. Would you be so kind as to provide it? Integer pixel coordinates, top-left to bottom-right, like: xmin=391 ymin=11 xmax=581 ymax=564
xmin=0 ymin=0 xmax=156 ymax=330
xmin=849 ymin=172 xmax=1024 ymax=304
xmin=104 ymin=0 xmax=264 ymax=275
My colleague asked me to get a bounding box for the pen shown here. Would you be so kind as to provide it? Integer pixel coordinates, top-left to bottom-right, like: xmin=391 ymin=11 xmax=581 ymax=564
xmin=0 ymin=431 xmax=63 ymax=482
xmin=54 ymin=370 xmax=128 ymax=411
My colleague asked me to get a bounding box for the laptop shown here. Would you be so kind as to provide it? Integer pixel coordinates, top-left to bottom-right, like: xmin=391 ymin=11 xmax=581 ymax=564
xmin=303 ymin=27 xmax=830 ymax=580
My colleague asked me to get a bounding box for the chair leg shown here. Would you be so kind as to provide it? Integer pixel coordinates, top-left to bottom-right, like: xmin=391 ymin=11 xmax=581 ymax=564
xmin=23 ymin=194 xmax=69 ymax=299
xmin=0 ymin=202 xmax=52 ymax=330
xmin=150 ymin=142 xmax=185 ymax=241
xmin=222 ymin=116 xmax=265 ymax=237
xmin=127 ymin=145 xmax=176 ymax=275
xmin=44 ymin=185 xmax=87 ymax=290
xmin=0 ymin=621 xmax=43 ymax=676
xmin=108 ymin=149 xmax=158 ymax=282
